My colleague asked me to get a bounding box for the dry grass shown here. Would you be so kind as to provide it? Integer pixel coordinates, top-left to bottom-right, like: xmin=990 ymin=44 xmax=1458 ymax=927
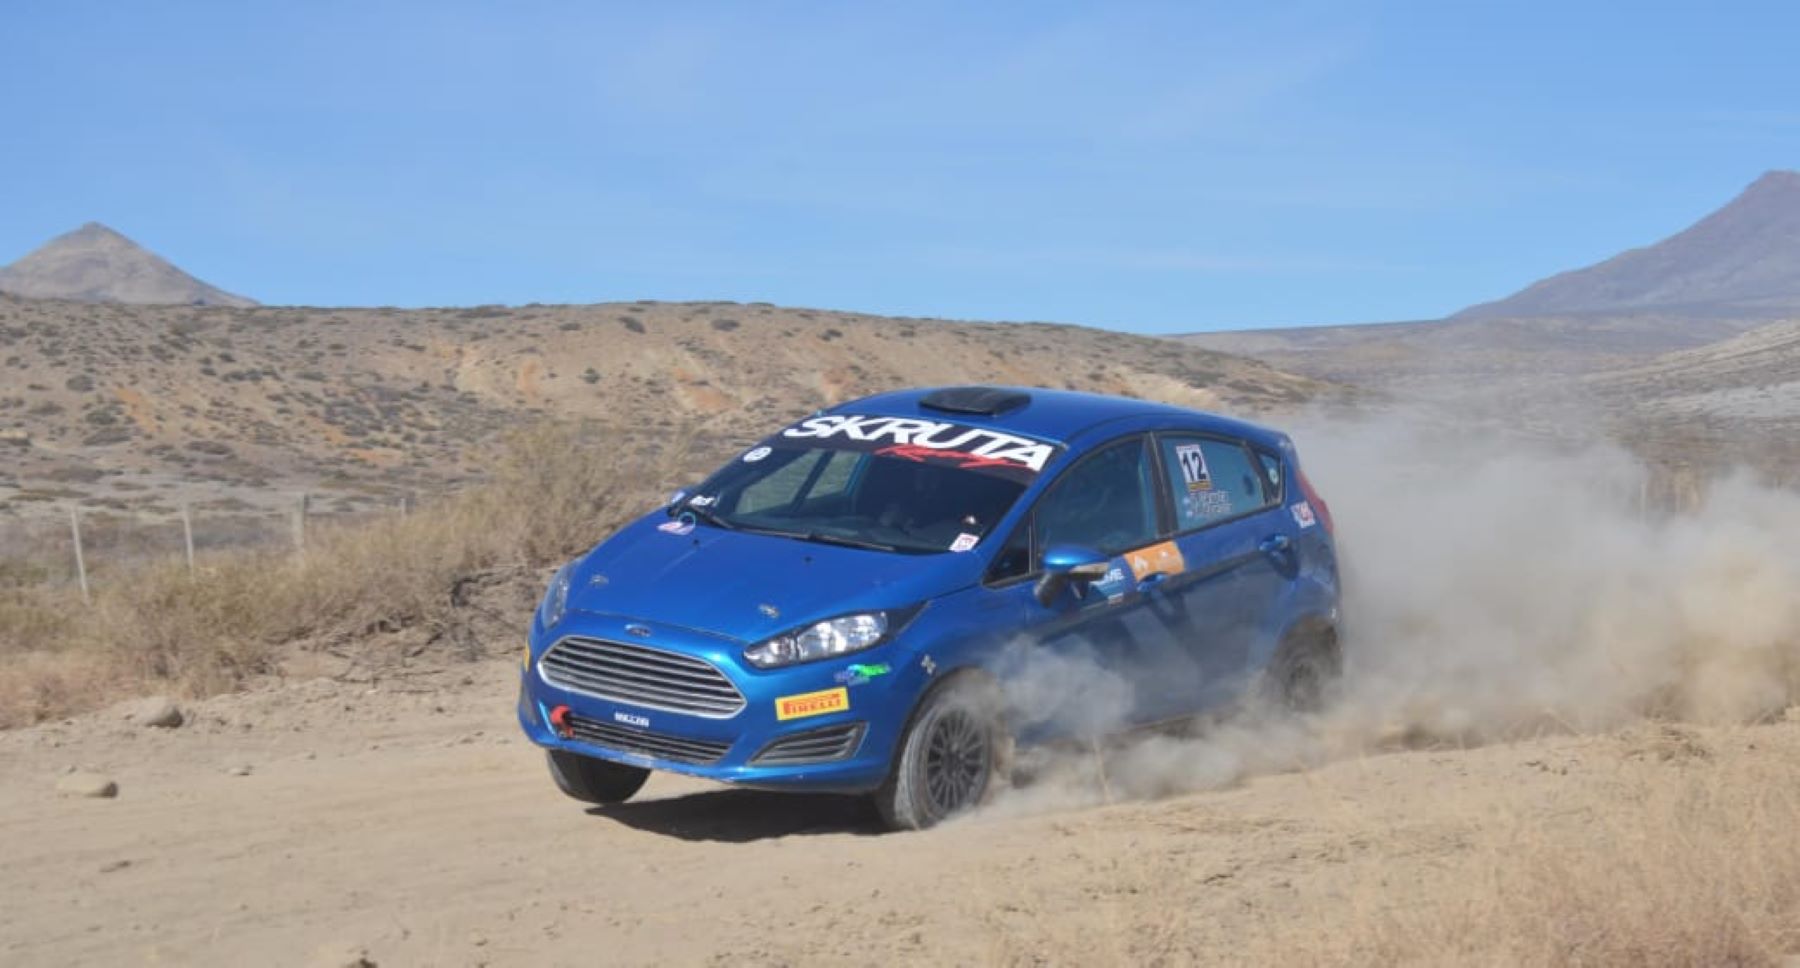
xmin=973 ymin=726 xmax=1800 ymax=967
xmin=0 ymin=424 xmax=698 ymax=726
xmin=1323 ymin=738 xmax=1800 ymax=966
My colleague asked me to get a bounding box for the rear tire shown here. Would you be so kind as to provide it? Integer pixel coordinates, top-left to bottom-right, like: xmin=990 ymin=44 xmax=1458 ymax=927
xmin=546 ymin=749 xmax=650 ymax=804
xmin=874 ymin=677 xmax=1008 ymax=831
xmin=1265 ymin=625 xmax=1341 ymax=713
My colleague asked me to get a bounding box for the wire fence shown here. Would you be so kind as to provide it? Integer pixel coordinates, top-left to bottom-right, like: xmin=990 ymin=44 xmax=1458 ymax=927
xmin=0 ymin=494 xmax=416 ymax=601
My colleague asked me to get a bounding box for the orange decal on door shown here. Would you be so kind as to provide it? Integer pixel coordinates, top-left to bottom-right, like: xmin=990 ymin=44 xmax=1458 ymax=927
xmin=1126 ymin=540 xmax=1186 ymax=581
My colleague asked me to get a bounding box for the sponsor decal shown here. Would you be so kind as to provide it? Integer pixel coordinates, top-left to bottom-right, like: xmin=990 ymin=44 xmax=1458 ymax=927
xmin=1126 ymin=540 xmax=1187 ymax=581
xmin=1174 ymin=443 xmax=1212 ymax=492
xmin=775 ymin=687 xmax=850 ymax=721
xmin=948 ymin=532 xmax=980 ymax=553
xmin=834 ymin=662 xmax=893 ymax=686
xmin=688 ymin=494 xmax=716 ymax=507
xmin=1291 ymin=501 xmax=1317 ymax=529
xmin=657 ymin=517 xmax=695 ymax=536
xmin=613 ymin=710 xmax=650 ymax=729
xmin=1091 ymin=564 xmax=1131 ymax=602
xmin=1185 ymin=489 xmax=1234 ymax=519
xmin=742 ymin=446 xmax=772 ymax=462
xmin=779 ymin=414 xmax=1058 ymax=480
xmin=921 ymin=655 xmax=937 ymax=676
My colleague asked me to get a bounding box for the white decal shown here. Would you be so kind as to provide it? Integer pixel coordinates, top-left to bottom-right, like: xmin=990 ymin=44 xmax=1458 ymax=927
xmin=782 ymin=414 xmax=1055 ymax=472
xmin=742 ymin=446 xmax=772 ymax=462
xmin=658 ymin=519 xmax=695 ymax=535
xmin=613 ymin=711 xmax=649 ymax=728
xmin=1175 ymin=443 xmax=1212 ymax=492
xmin=1291 ymin=501 xmax=1316 ymax=529
xmin=949 ymin=532 xmax=980 ymax=553
xmin=689 ymin=494 xmax=716 ymax=507
xmin=1185 ymin=490 xmax=1232 ymax=518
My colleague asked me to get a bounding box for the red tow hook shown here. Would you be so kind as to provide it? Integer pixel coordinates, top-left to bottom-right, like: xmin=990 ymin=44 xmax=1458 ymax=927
xmin=548 ymin=704 xmax=574 ymax=738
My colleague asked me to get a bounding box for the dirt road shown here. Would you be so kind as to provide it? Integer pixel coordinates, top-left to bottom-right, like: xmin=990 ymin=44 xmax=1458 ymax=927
xmin=4 ymin=660 xmax=1796 ymax=966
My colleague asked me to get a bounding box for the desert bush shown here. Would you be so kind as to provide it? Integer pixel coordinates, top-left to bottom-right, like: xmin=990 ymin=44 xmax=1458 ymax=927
xmin=0 ymin=423 xmax=698 ymax=727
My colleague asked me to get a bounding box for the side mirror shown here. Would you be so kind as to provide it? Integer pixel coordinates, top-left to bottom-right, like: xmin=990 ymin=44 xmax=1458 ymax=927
xmin=665 ymin=486 xmax=699 ymax=514
xmin=1034 ymin=544 xmax=1111 ymax=607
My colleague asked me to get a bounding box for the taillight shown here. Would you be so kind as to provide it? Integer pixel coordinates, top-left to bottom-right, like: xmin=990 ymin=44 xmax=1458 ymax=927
xmin=1295 ymin=465 xmax=1334 ymax=535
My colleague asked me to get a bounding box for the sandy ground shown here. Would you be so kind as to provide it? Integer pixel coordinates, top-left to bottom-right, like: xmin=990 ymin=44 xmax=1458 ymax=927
xmin=3 ymin=659 xmax=1795 ymax=967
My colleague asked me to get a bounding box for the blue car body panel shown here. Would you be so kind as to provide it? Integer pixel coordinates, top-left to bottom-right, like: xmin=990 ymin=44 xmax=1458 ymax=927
xmin=519 ymin=387 xmax=1339 ymax=793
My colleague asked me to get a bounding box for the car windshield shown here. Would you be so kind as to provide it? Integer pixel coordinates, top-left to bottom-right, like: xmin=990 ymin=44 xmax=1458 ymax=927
xmin=676 ymin=414 xmax=1060 ymax=554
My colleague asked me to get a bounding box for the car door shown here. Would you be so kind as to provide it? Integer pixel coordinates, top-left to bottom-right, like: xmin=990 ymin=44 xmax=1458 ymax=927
xmin=987 ymin=435 xmax=1204 ymax=738
xmin=1152 ymin=433 xmax=1295 ymax=710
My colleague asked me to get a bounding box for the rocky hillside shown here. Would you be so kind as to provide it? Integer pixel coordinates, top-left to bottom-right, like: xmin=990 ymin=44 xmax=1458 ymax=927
xmin=0 ymin=295 xmax=1334 ymax=519
xmin=0 ymin=223 xmax=255 ymax=308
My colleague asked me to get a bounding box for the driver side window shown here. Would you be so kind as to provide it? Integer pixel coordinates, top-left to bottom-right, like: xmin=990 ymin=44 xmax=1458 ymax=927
xmin=1032 ymin=437 xmax=1158 ymax=559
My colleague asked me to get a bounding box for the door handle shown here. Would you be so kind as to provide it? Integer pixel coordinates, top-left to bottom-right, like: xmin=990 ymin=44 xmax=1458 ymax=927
xmin=1259 ymin=534 xmax=1292 ymax=555
xmin=1136 ymin=571 xmax=1169 ymax=593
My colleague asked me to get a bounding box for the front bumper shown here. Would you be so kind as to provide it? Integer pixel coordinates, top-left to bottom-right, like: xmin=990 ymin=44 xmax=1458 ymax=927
xmin=518 ymin=611 xmax=921 ymax=794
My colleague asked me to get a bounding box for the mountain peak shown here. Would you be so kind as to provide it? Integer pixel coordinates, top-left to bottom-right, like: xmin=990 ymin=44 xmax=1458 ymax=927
xmin=0 ymin=224 xmax=257 ymax=307
xmin=1747 ymin=169 xmax=1800 ymax=192
xmin=1457 ymin=170 xmax=1800 ymax=320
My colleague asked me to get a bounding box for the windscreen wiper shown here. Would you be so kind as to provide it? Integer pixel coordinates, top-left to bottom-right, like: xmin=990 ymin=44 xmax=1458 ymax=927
xmin=673 ymin=501 xmax=736 ymax=531
xmin=790 ymin=531 xmax=899 ymax=553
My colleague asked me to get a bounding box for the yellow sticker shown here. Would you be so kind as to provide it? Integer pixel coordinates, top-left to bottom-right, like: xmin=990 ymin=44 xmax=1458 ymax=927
xmin=775 ymin=687 xmax=850 ymax=721
xmin=1126 ymin=540 xmax=1186 ymax=581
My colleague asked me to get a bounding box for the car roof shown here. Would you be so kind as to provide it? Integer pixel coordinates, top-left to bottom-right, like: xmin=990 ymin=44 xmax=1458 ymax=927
xmin=832 ymin=385 xmax=1287 ymax=448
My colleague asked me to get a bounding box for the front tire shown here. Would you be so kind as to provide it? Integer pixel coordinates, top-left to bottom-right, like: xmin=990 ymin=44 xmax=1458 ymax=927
xmin=874 ymin=678 xmax=1007 ymax=830
xmin=546 ymin=749 xmax=650 ymax=804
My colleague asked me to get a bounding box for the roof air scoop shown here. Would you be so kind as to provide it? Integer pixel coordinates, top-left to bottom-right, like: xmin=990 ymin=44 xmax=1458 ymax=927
xmin=918 ymin=386 xmax=1031 ymax=416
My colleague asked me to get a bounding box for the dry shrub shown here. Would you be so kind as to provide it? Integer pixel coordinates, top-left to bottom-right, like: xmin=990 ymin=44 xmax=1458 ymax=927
xmin=0 ymin=424 xmax=696 ymax=726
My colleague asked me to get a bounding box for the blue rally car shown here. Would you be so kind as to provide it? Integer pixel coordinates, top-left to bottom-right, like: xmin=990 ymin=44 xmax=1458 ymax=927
xmin=519 ymin=386 xmax=1340 ymax=829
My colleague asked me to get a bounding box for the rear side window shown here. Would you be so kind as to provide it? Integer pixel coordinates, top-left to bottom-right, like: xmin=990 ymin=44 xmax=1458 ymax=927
xmin=1160 ymin=436 xmax=1274 ymax=530
xmin=1257 ymin=451 xmax=1284 ymax=500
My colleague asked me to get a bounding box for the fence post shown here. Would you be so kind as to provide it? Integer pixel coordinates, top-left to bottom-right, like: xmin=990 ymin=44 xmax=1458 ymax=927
xmin=181 ymin=502 xmax=196 ymax=576
xmin=292 ymin=493 xmax=308 ymax=553
xmin=68 ymin=504 xmax=90 ymax=605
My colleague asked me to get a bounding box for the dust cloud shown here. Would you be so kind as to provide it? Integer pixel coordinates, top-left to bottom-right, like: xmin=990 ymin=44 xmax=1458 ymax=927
xmin=983 ymin=412 xmax=1800 ymax=815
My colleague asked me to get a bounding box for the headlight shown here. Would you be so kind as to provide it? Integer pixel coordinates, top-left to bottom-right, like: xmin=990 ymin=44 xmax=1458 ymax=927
xmin=539 ymin=564 xmax=573 ymax=630
xmin=744 ymin=612 xmax=891 ymax=669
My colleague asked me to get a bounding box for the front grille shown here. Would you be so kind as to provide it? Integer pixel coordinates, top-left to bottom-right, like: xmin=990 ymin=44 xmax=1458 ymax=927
xmin=751 ymin=723 xmax=867 ymax=766
xmin=541 ymin=636 xmax=746 ymax=718
xmin=565 ymin=713 xmax=731 ymax=765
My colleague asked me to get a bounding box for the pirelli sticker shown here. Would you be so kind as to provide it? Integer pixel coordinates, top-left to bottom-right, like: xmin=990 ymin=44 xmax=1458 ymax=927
xmin=775 ymin=687 xmax=850 ymax=721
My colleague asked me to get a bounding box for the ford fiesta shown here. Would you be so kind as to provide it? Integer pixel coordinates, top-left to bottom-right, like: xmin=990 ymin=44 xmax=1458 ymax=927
xmin=519 ymin=386 xmax=1340 ymax=829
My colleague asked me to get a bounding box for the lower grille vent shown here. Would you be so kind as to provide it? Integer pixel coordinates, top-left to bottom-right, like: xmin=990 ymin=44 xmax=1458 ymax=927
xmin=751 ymin=723 xmax=867 ymax=766
xmin=565 ymin=713 xmax=730 ymax=765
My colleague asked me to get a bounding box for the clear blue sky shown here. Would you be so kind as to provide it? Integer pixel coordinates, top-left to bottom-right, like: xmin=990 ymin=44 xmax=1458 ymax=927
xmin=3 ymin=1 xmax=1797 ymax=332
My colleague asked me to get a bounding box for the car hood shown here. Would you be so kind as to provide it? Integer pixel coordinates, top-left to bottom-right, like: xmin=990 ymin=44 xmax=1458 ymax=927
xmin=563 ymin=515 xmax=979 ymax=643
